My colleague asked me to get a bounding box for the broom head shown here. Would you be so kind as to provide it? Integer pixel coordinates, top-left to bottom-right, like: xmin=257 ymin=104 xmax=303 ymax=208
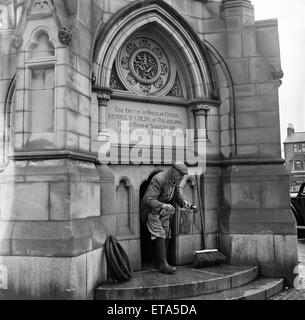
xmin=193 ymin=249 xmax=226 ymax=268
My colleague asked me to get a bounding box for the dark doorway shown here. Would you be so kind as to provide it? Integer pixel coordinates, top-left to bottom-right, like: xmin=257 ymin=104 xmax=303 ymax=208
xmin=140 ymin=170 xmax=164 ymax=269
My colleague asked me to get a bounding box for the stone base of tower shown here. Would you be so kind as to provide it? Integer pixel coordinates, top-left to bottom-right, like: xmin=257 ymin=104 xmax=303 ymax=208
xmin=219 ymin=163 xmax=298 ymax=286
xmin=0 ymin=158 xmax=108 ymax=300
xmin=0 ymin=249 xmax=106 ymax=300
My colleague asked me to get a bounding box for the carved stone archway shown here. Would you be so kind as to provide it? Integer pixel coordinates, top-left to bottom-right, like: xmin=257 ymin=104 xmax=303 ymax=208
xmin=92 ymin=0 xmax=217 ymax=100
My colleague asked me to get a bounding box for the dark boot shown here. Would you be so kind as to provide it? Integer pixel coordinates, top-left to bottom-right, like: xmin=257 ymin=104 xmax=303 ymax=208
xmin=152 ymin=240 xmax=158 ymax=269
xmin=155 ymin=238 xmax=176 ymax=274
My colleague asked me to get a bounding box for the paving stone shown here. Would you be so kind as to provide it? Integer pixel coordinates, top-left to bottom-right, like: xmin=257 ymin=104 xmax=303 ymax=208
xmin=183 ymin=278 xmax=283 ymax=300
xmin=269 ymin=241 xmax=305 ymax=300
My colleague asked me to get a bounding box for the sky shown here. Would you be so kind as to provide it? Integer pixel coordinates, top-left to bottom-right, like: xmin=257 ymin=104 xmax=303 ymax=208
xmin=251 ymin=0 xmax=305 ymax=144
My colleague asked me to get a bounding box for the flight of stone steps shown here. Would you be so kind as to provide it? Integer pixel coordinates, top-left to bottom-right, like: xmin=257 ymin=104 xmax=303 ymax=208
xmin=95 ymin=265 xmax=284 ymax=300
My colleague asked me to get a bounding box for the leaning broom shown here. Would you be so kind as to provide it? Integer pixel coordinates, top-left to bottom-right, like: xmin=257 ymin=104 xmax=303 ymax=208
xmin=190 ymin=174 xmax=226 ymax=268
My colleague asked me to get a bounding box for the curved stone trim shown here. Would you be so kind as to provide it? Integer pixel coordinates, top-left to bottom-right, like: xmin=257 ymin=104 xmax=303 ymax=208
xmin=92 ymin=0 xmax=217 ymax=99
xmin=2 ymin=75 xmax=16 ymax=165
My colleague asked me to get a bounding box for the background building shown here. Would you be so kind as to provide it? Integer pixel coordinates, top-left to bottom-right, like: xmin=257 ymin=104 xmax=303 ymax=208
xmin=0 ymin=0 xmax=298 ymax=299
xmin=284 ymin=124 xmax=305 ymax=193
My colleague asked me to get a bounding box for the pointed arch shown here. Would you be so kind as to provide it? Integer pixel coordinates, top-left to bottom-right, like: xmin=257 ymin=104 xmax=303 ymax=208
xmin=15 ymin=0 xmax=64 ymax=38
xmin=92 ymin=0 xmax=217 ymax=100
xmin=2 ymin=75 xmax=16 ymax=166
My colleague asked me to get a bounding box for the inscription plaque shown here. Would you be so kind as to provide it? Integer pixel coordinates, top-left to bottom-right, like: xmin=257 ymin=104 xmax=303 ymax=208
xmin=107 ymin=100 xmax=188 ymax=146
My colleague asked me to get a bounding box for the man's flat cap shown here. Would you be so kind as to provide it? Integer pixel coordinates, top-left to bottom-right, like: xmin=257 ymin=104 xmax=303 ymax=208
xmin=172 ymin=162 xmax=188 ymax=175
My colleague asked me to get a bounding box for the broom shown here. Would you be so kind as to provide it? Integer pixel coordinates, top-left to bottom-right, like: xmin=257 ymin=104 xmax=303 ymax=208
xmin=193 ymin=174 xmax=226 ymax=268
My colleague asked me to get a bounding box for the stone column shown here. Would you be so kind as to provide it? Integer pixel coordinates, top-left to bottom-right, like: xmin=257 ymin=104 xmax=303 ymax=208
xmin=94 ymin=87 xmax=113 ymax=142
xmin=191 ymin=103 xmax=211 ymax=141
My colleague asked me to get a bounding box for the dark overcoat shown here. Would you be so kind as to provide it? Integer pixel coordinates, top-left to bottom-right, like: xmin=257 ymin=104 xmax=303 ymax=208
xmin=141 ymin=170 xmax=185 ymax=224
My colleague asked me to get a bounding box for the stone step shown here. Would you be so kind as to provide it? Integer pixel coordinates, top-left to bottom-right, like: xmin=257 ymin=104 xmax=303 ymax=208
xmin=95 ymin=265 xmax=259 ymax=300
xmin=180 ymin=278 xmax=284 ymax=300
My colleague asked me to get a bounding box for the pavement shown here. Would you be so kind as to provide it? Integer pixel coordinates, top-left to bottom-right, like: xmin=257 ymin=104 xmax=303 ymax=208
xmin=269 ymin=240 xmax=305 ymax=300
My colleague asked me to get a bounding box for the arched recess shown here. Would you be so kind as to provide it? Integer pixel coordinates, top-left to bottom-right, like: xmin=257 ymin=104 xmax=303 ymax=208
xmin=92 ymin=0 xmax=218 ymax=100
xmin=116 ymin=177 xmax=134 ymax=236
xmin=1 ymin=76 xmax=16 ymax=168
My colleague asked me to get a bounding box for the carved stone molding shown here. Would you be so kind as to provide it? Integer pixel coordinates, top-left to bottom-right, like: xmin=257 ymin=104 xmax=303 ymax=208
xmin=91 ymin=73 xmax=97 ymax=86
xmin=93 ymin=86 xmax=113 ymax=104
xmin=110 ymin=67 xmax=127 ymax=91
xmin=33 ymin=0 xmax=50 ymax=11
xmin=167 ymin=75 xmax=183 ymax=98
xmin=221 ymin=0 xmax=253 ymax=9
xmin=58 ymin=27 xmax=72 ymax=45
xmin=116 ymin=36 xmax=176 ymax=96
xmin=211 ymin=90 xmax=220 ymax=101
xmin=29 ymin=0 xmax=52 ymax=16
xmin=191 ymin=104 xmax=211 ymax=116
xmin=97 ymin=91 xmax=112 ymax=107
xmin=11 ymin=34 xmax=23 ymax=49
xmin=190 ymin=102 xmax=213 ymax=141
xmin=272 ymin=70 xmax=284 ymax=81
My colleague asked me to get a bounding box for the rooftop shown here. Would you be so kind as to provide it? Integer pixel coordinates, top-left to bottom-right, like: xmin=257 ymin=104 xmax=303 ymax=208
xmin=284 ymin=132 xmax=305 ymax=144
xmin=290 ymin=154 xmax=305 ymax=161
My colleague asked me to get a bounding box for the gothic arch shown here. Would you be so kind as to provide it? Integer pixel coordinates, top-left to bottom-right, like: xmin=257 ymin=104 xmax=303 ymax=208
xmin=15 ymin=0 xmax=64 ymax=38
xmin=92 ymin=0 xmax=217 ymax=100
xmin=116 ymin=177 xmax=135 ymax=235
xmin=2 ymin=76 xmax=16 ymax=166
xmin=24 ymin=26 xmax=56 ymax=57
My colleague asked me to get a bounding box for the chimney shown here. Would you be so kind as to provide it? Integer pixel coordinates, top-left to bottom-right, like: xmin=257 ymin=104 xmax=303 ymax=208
xmin=287 ymin=124 xmax=295 ymax=136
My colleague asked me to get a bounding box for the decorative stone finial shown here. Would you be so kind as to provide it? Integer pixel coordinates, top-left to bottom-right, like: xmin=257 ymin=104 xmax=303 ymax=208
xmin=272 ymin=70 xmax=284 ymax=81
xmin=211 ymin=90 xmax=220 ymax=101
xmin=92 ymin=73 xmax=97 ymax=86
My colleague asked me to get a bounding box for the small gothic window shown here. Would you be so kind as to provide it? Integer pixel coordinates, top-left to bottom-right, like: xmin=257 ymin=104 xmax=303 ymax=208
xmin=31 ymin=32 xmax=55 ymax=59
xmin=116 ymin=179 xmax=133 ymax=235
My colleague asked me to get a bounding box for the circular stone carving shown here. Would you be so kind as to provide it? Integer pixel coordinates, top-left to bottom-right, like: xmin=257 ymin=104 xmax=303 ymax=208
xmin=127 ymin=72 xmax=138 ymax=86
xmin=130 ymin=49 xmax=161 ymax=84
xmin=121 ymin=56 xmax=129 ymax=70
xmin=140 ymin=84 xmax=152 ymax=93
xmin=116 ymin=36 xmax=174 ymax=96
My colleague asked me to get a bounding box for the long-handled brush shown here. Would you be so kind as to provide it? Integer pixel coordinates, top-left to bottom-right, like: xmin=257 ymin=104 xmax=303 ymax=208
xmin=193 ymin=174 xmax=226 ymax=268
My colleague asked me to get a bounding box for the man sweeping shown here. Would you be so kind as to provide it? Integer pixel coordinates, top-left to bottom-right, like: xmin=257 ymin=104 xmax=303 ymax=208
xmin=141 ymin=162 xmax=191 ymax=274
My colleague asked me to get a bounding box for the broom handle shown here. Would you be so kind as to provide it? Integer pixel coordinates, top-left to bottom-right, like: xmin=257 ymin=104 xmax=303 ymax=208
xmin=195 ymin=174 xmax=206 ymax=250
